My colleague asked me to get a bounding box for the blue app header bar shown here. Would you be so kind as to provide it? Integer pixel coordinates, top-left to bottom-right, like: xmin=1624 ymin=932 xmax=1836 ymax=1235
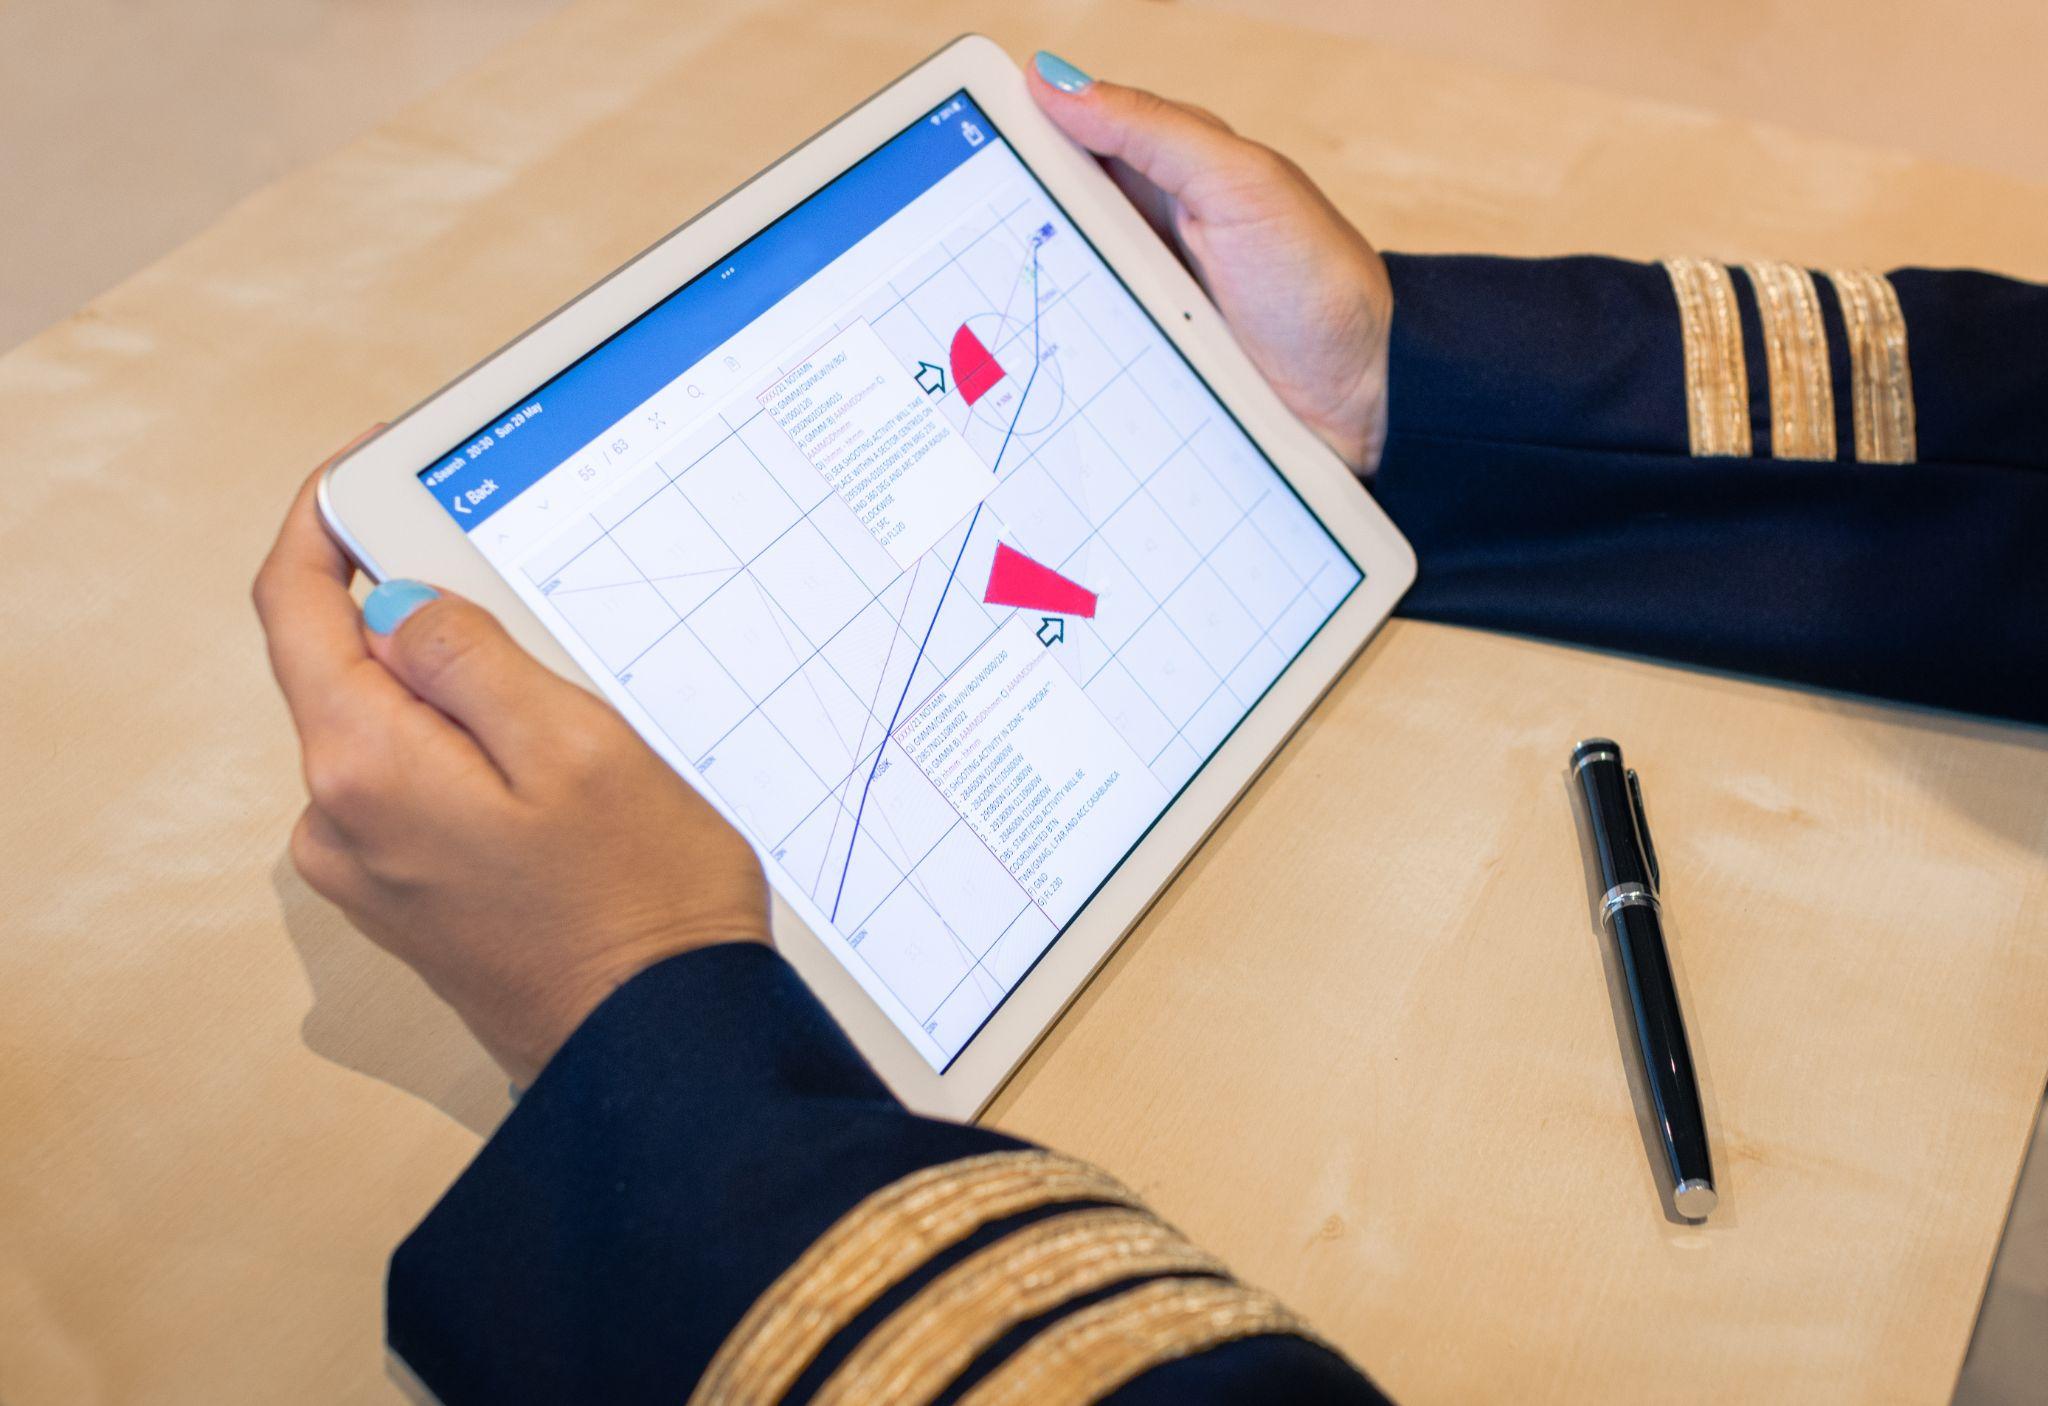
xmin=420 ymin=92 xmax=995 ymax=527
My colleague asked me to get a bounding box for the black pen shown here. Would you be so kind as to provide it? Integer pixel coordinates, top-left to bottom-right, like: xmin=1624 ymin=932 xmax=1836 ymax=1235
xmin=1571 ymin=739 xmax=1717 ymax=1220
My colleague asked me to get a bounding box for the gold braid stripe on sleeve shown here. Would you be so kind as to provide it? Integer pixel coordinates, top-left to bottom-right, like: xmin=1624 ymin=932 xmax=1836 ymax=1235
xmin=1828 ymin=268 xmax=1917 ymax=463
xmin=1663 ymin=257 xmax=1753 ymax=457
xmin=956 ymin=1276 xmax=1327 ymax=1406
xmin=809 ymin=1205 xmax=1225 ymax=1406
xmin=1743 ymin=261 xmax=1837 ymax=460
xmin=688 ymin=1150 xmax=1140 ymax=1406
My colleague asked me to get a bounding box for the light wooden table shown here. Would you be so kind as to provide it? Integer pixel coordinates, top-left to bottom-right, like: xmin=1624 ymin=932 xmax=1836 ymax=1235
xmin=3 ymin=2 xmax=2044 ymax=1401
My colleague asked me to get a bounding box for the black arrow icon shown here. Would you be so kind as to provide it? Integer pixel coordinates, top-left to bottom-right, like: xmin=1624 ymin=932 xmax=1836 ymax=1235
xmin=1036 ymin=616 xmax=1065 ymax=647
xmin=914 ymin=360 xmax=947 ymax=397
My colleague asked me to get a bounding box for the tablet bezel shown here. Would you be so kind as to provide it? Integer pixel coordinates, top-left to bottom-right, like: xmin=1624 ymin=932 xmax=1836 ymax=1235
xmin=321 ymin=34 xmax=1415 ymax=1119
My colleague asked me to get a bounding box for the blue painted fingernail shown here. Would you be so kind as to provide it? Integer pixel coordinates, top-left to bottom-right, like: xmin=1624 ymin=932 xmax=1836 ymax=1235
xmin=363 ymin=579 xmax=439 ymax=635
xmin=1033 ymin=51 xmax=1093 ymax=93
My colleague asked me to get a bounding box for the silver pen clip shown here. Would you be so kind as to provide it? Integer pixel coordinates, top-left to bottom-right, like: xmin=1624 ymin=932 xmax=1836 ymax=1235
xmin=1626 ymin=768 xmax=1661 ymax=894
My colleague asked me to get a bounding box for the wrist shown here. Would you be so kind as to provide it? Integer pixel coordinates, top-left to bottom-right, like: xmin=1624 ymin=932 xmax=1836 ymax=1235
xmin=1315 ymin=350 xmax=1389 ymax=478
xmin=1348 ymin=361 xmax=1390 ymax=478
xmin=468 ymin=931 xmax=775 ymax=1086
xmin=1351 ymin=277 xmax=1393 ymax=478
xmin=1298 ymin=259 xmax=1393 ymax=478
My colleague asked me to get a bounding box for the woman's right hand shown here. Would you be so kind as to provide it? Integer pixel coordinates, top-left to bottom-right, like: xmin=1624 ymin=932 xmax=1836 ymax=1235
xmin=1027 ymin=52 xmax=1393 ymax=475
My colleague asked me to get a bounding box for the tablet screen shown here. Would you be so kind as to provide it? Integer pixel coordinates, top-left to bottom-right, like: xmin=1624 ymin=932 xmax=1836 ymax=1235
xmin=419 ymin=91 xmax=1362 ymax=1069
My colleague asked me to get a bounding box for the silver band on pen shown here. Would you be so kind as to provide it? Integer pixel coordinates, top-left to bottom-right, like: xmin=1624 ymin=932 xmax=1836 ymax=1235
xmin=1600 ymin=882 xmax=1659 ymax=922
xmin=1572 ymin=747 xmax=1619 ymax=776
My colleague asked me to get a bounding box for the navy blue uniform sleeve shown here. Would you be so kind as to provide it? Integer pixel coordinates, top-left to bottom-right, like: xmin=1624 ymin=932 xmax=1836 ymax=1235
xmin=387 ymin=942 xmax=1386 ymax=1405
xmin=1371 ymin=253 xmax=2048 ymax=724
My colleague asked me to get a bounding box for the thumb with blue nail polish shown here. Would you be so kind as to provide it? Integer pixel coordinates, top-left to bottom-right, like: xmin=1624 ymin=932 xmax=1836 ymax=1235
xmin=1032 ymin=51 xmax=1093 ymax=94
xmin=362 ymin=579 xmax=440 ymax=636
xmin=363 ymin=583 xmax=556 ymax=742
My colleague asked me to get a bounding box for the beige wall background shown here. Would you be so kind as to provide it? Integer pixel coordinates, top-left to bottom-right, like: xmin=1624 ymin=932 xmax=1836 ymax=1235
xmin=1 ymin=2 xmax=2040 ymax=1402
xmin=0 ymin=0 xmax=565 ymax=350
xmin=6 ymin=0 xmax=2048 ymax=352
xmin=1189 ymin=0 xmax=2048 ymax=189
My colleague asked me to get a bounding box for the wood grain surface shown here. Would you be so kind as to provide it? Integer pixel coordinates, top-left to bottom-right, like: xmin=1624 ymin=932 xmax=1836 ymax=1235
xmin=2 ymin=1 xmax=2043 ymax=1401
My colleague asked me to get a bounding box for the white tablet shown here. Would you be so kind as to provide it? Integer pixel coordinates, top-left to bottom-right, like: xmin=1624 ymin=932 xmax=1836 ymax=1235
xmin=322 ymin=35 xmax=1414 ymax=1118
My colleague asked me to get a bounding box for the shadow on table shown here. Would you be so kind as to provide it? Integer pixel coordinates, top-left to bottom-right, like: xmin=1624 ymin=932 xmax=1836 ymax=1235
xmin=271 ymin=855 xmax=510 ymax=1138
xmin=1474 ymin=627 xmax=2048 ymax=849
xmin=1832 ymin=695 xmax=2048 ymax=851
xmin=1836 ymin=699 xmax=2048 ymax=1406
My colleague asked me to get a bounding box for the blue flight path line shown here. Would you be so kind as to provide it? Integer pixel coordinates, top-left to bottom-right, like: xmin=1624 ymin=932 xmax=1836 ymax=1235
xmin=830 ymin=245 xmax=1043 ymax=925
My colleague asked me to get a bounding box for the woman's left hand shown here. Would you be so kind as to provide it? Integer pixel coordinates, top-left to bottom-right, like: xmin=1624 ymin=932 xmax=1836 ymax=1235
xmin=253 ymin=449 xmax=771 ymax=1086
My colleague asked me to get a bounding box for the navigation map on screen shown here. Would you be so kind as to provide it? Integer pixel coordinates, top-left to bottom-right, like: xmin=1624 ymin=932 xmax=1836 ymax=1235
xmin=420 ymin=93 xmax=1363 ymax=1069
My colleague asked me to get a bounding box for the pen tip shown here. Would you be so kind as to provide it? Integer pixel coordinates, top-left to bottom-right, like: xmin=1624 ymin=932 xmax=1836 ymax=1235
xmin=1674 ymin=1179 xmax=1717 ymax=1219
